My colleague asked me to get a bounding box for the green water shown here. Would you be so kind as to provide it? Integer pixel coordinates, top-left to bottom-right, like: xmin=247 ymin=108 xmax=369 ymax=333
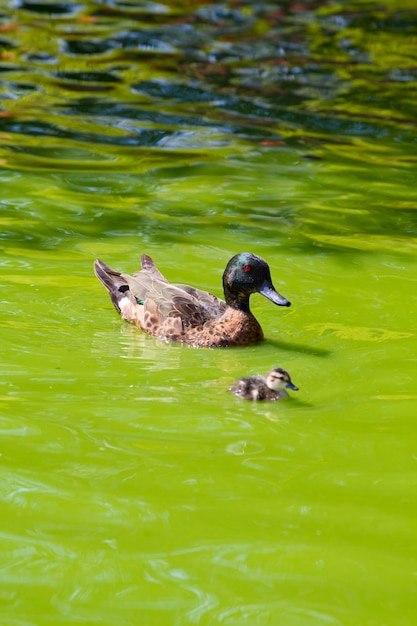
xmin=1 ymin=1 xmax=417 ymax=624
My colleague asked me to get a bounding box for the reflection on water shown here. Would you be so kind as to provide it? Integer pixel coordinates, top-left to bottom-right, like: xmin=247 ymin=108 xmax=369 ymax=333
xmin=1 ymin=1 xmax=417 ymax=625
xmin=1 ymin=0 xmax=416 ymax=157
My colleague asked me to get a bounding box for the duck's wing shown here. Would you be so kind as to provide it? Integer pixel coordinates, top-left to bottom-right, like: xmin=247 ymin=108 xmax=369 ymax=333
xmin=136 ymin=256 xmax=226 ymax=315
xmin=174 ymin=284 xmax=226 ymax=319
xmin=122 ymin=272 xmax=217 ymax=327
xmin=95 ymin=257 xmax=225 ymax=329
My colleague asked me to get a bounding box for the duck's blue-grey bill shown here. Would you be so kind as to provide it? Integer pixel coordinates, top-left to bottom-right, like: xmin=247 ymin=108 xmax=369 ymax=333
xmin=259 ymin=281 xmax=291 ymax=307
xmin=286 ymin=382 xmax=299 ymax=391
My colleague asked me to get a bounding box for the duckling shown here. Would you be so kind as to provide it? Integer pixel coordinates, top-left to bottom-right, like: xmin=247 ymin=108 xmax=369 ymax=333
xmin=229 ymin=367 xmax=298 ymax=401
xmin=94 ymin=252 xmax=290 ymax=348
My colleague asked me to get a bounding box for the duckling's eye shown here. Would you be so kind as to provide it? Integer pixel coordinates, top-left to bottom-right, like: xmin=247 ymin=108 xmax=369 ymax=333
xmin=243 ymin=264 xmax=252 ymax=273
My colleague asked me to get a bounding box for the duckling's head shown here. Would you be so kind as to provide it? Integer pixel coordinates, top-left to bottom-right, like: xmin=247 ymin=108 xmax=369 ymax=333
xmin=265 ymin=367 xmax=298 ymax=393
xmin=223 ymin=252 xmax=290 ymax=309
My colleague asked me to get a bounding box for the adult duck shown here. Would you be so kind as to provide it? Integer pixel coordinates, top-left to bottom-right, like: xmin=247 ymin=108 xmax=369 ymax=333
xmin=94 ymin=252 xmax=290 ymax=347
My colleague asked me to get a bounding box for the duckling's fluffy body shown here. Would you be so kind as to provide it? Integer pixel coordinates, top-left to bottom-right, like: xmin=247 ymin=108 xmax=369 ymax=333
xmin=230 ymin=367 xmax=298 ymax=401
xmin=94 ymin=252 xmax=290 ymax=348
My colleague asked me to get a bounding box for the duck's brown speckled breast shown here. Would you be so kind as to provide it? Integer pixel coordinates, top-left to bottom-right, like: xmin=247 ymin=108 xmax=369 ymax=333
xmin=176 ymin=308 xmax=264 ymax=348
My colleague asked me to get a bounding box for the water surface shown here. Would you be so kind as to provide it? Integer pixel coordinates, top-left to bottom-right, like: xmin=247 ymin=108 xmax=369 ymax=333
xmin=1 ymin=1 xmax=417 ymax=624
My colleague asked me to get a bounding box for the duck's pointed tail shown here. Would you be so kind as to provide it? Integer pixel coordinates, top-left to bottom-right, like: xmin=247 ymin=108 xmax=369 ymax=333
xmin=94 ymin=259 xmax=130 ymax=313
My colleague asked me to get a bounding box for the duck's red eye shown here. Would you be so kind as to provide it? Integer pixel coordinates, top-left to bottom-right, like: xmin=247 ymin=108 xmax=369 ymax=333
xmin=243 ymin=264 xmax=252 ymax=273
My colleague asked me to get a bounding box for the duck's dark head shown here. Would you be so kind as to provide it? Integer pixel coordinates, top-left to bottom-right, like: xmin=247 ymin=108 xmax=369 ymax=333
xmin=223 ymin=252 xmax=291 ymax=311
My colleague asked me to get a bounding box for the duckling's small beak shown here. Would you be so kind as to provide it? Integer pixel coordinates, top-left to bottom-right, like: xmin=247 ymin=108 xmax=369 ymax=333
xmin=286 ymin=382 xmax=299 ymax=391
xmin=259 ymin=281 xmax=291 ymax=307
